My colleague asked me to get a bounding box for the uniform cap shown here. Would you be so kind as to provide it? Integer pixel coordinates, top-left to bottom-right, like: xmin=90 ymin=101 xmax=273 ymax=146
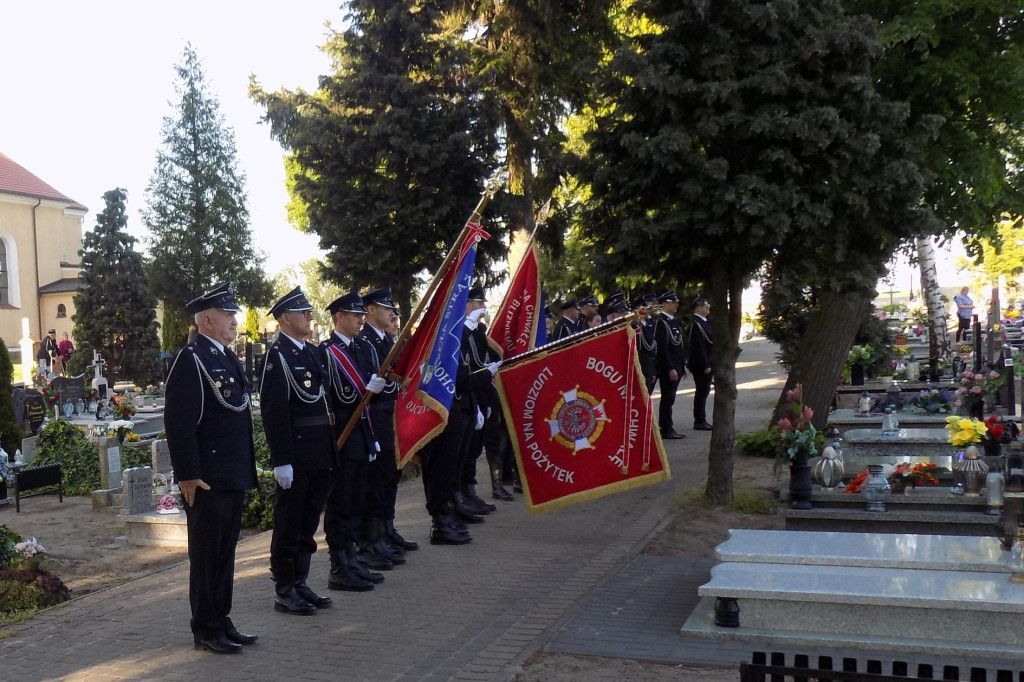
xmin=270 ymin=286 xmax=313 ymax=318
xmin=186 ymin=282 xmax=241 ymax=315
xmin=560 ymin=299 xmax=579 ymax=311
xmin=327 ymin=291 xmax=368 ymax=315
xmin=467 ymin=285 xmax=486 ymax=302
xmin=363 ymin=285 xmax=398 ymax=309
xmin=657 ymin=290 xmax=680 ymax=303
xmin=691 ymin=295 xmax=709 ymax=310
xmin=579 ymin=295 xmax=599 ymax=307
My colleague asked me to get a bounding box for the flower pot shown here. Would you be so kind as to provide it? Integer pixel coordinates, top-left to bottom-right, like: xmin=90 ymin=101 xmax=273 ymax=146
xmin=889 ymin=479 xmax=907 ymax=495
xmin=850 ymin=364 xmax=866 ymax=386
xmin=789 ymin=459 xmax=814 ymax=510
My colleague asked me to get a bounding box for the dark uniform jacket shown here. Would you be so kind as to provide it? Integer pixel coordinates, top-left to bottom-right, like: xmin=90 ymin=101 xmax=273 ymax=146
xmin=654 ymin=313 xmax=686 ymax=377
xmin=462 ymin=322 xmax=502 ymax=419
xmin=37 ymin=335 xmax=58 ymax=361
xmin=552 ymin=315 xmax=578 ymax=341
xmin=688 ymin=315 xmax=713 ymax=375
xmin=165 ymin=334 xmax=258 ymax=490
xmin=634 ymin=318 xmax=658 ymax=383
xmin=259 ymin=335 xmax=334 ymax=471
xmin=358 ymin=324 xmax=399 ymax=442
xmin=322 ymin=331 xmax=379 ymax=461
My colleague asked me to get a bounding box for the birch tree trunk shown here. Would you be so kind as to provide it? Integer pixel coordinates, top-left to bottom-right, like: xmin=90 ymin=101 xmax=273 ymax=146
xmin=917 ymin=236 xmax=951 ymax=365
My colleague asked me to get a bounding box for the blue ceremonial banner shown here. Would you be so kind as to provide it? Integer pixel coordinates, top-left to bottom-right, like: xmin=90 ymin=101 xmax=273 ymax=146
xmin=420 ymin=244 xmax=477 ymax=410
xmin=536 ymin=290 xmax=548 ymax=348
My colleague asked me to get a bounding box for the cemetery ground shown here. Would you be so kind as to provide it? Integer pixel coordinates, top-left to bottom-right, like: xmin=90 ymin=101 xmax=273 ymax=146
xmin=0 ymin=338 xmax=786 ymax=681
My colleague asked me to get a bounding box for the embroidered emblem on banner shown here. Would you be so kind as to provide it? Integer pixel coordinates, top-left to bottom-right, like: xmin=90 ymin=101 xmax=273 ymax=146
xmin=547 ymin=386 xmax=609 ymax=452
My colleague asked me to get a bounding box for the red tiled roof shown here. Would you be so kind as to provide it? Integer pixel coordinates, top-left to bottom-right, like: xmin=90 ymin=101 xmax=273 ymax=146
xmin=0 ymin=152 xmax=87 ymax=211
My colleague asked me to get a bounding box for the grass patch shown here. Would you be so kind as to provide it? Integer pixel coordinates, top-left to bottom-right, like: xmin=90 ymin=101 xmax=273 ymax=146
xmin=673 ymin=484 xmax=776 ymax=515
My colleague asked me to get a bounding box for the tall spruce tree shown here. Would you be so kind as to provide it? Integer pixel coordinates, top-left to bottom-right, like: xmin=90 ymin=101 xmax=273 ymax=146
xmin=0 ymin=340 xmax=22 ymax=456
xmin=145 ymin=45 xmax=271 ymax=351
xmin=68 ymin=189 xmax=162 ymax=385
xmin=250 ymin=2 xmax=498 ymax=314
xmin=583 ymin=0 xmax=932 ymax=502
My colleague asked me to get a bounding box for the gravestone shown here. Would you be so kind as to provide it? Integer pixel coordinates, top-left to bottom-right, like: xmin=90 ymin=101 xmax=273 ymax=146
xmin=20 ymin=435 xmax=38 ymax=466
xmin=11 ymin=384 xmax=26 ymax=431
xmin=121 ymin=466 xmax=155 ymax=515
xmin=23 ymin=391 xmax=47 ymax=434
xmin=98 ymin=437 xmax=122 ymax=490
xmin=50 ymin=375 xmax=86 ymax=414
xmin=151 ymin=439 xmax=172 ymax=477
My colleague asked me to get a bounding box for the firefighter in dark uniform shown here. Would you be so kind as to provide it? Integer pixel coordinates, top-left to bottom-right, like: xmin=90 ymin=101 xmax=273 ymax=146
xmin=320 ymin=291 xmax=390 ymax=592
xmin=261 ymin=287 xmax=335 ymax=615
xmin=166 ymin=283 xmax=259 ymax=654
xmin=359 ymin=286 xmax=419 ymax=553
xmin=456 ymin=285 xmax=509 ymax=511
xmin=688 ymin=295 xmax=714 ymax=431
xmin=419 ymin=300 xmax=502 ymax=545
xmin=576 ymin=294 xmax=599 ymax=332
xmin=552 ymin=300 xmax=580 ymax=340
xmin=633 ymin=293 xmax=659 ymax=395
xmin=654 ymin=290 xmax=686 ymax=440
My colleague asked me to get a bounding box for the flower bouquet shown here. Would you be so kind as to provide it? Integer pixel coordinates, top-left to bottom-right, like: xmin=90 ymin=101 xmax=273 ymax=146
xmin=955 ymin=369 xmax=1004 ymax=416
xmin=109 ymin=397 xmax=137 ymax=419
xmin=108 ymin=419 xmax=135 ymax=444
xmin=888 ymin=462 xmax=948 ymax=492
xmin=945 ymin=415 xmax=987 ymax=447
xmin=774 ymin=385 xmax=818 ymax=469
xmin=40 ymin=383 xmax=61 ymax=407
xmin=912 ymin=388 xmax=956 ymax=414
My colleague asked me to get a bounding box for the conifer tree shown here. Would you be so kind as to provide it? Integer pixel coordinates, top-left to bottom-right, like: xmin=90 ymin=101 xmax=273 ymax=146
xmin=0 ymin=340 xmax=22 ymax=456
xmin=68 ymin=189 xmax=162 ymax=386
xmin=145 ymin=45 xmax=271 ymax=351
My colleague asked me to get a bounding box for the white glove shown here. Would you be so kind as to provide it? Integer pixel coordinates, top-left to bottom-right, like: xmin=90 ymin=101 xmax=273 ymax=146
xmin=475 ymin=407 xmax=485 ymax=430
xmin=486 ymin=360 xmax=502 ymax=375
xmin=467 ymin=308 xmax=487 ymax=325
xmin=486 ymin=407 xmax=492 ymax=420
xmin=366 ymin=374 xmax=386 ymax=394
xmin=274 ymin=464 xmax=294 ymax=490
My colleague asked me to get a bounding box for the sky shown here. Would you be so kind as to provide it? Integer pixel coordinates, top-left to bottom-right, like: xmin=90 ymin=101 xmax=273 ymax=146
xmin=0 ymin=1 xmax=344 ymax=275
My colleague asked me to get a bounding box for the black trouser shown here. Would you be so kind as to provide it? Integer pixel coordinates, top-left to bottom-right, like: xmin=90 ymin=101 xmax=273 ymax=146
xmin=184 ymin=488 xmax=244 ymax=638
xmin=956 ymin=316 xmax=971 ymax=342
xmin=692 ymin=370 xmax=713 ymax=425
xmin=658 ymin=374 xmax=680 ymax=432
xmin=270 ymin=468 xmax=330 ymax=566
xmin=366 ymin=404 xmax=399 ymax=521
xmin=420 ymin=399 xmax=472 ymax=518
xmin=324 ymin=457 xmax=369 ymax=550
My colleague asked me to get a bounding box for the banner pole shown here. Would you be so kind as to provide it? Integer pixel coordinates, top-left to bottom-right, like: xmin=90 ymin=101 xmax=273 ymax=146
xmin=335 ymin=171 xmax=505 ymax=452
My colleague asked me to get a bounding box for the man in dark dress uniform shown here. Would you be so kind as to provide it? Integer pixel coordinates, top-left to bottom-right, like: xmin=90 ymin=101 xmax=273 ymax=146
xmin=165 ymin=282 xmax=258 ymax=654
xmin=359 ymin=286 xmax=419 ymax=552
xmin=552 ymin=300 xmax=580 ymax=340
xmin=419 ymin=300 xmax=501 ymax=545
xmin=321 ymin=291 xmax=391 ymax=591
xmin=261 ymin=287 xmax=335 ymax=615
xmin=654 ymin=290 xmax=686 ymax=440
xmin=633 ymin=293 xmax=659 ymax=395
xmin=575 ymin=294 xmax=599 ymax=332
xmin=688 ymin=295 xmax=714 ymax=431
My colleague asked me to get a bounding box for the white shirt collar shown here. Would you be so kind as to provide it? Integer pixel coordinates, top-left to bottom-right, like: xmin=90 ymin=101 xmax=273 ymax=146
xmin=695 ymin=313 xmax=707 ymax=321
xmin=199 ymin=333 xmax=225 ymax=353
xmin=662 ymin=311 xmax=675 ymax=320
xmin=280 ymin=332 xmax=306 ymax=350
xmin=365 ymin=323 xmax=386 ymax=340
xmin=333 ymin=330 xmax=354 ymax=346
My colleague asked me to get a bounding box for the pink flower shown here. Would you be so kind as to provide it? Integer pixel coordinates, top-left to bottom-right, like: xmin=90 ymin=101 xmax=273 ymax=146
xmin=962 ymin=378 xmax=971 ymax=385
xmin=963 ymin=371 xmax=974 ymax=379
xmin=786 ymin=389 xmax=800 ymax=403
xmin=972 ymin=386 xmax=983 ymax=394
xmin=801 ymin=406 xmax=814 ymax=422
xmin=990 ymin=371 xmax=1001 ymax=380
xmin=778 ymin=418 xmax=795 ymax=432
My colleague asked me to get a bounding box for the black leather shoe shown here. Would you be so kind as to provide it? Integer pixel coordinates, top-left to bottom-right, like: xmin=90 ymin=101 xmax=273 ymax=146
xmin=694 ymin=422 xmax=713 ymax=431
xmin=295 ymin=584 xmax=333 ymax=608
xmin=467 ymin=490 xmax=497 ymax=513
xmin=430 ymin=524 xmax=473 ymax=545
xmin=194 ymin=634 xmax=242 ymax=654
xmin=661 ymin=429 xmax=686 ymax=439
xmin=273 ymin=587 xmax=318 ymax=615
xmin=225 ymin=628 xmax=258 ymax=645
xmin=357 ymin=549 xmax=394 ymax=571
xmin=373 ymin=539 xmax=406 ymax=565
xmin=454 ymin=503 xmax=485 ymax=524
xmin=512 ymin=480 xmax=523 ymax=494
xmin=327 ymin=570 xmax=375 ymax=592
xmin=387 ymin=525 xmax=419 ymax=551
xmin=461 ymin=495 xmax=491 ymax=515
xmin=492 ymin=482 xmax=514 ymax=501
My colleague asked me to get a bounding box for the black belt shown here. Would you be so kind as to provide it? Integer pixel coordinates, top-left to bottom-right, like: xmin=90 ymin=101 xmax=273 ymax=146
xmin=291 ymin=413 xmax=335 ymax=428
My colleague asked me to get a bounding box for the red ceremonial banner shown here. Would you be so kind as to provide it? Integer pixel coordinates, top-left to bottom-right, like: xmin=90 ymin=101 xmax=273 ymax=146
xmin=487 ymin=242 xmax=541 ymax=358
xmin=495 ymin=324 xmax=670 ymax=514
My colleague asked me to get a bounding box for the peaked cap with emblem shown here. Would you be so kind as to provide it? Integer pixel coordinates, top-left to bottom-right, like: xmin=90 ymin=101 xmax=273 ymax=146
xmin=467 ymin=284 xmax=486 ymax=302
xmin=327 ymin=291 xmax=368 ymax=315
xmin=579 ymin=294 xmax=599 ymax=308
xmin=270 ymin=286 xmax=313 ymax=318
xmin=658 ymin=290 xmax=680 ymax=303
xmin=186 ymin=282 xmax=241 ymax=314
xmin=691 ymin=294 xmax=710 ymax=310
xmin=560 ymin=299 xmax=579 ymax=311
xmin=607 ymin=301 xmax=628 ymax=315
xmin=363 ymin=285 xmax=398 ymax=309
xmin=605 ymin=290 xmax=626 ymax=306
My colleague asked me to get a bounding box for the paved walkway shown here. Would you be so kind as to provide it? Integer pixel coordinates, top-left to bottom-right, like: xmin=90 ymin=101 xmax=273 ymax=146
xmin=0 ymin=339 xmax=786 ymax=682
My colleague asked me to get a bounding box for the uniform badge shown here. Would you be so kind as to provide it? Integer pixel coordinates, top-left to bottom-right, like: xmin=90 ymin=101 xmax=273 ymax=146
xmin=215 ymin=380 xmax=222 ymax=388
xmin=304 ymin=380 xmax=312 ymax=388
xmin=229 ymin=377 xmax=235 ymax=383
xmin=210 ymin=349 xmax=219 ymax=356
xmin=224 ymin=389 xmax=232 ymax=398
